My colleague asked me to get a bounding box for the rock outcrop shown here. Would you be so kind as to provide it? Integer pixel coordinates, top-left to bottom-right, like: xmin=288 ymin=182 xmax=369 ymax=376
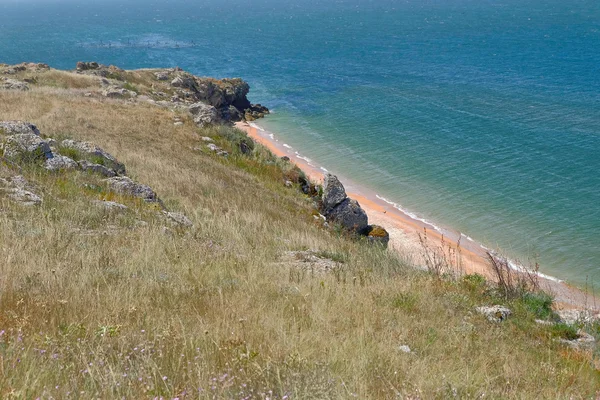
xmin=318 ymin=173 xmax=389 ymax=246
xmin=104 ymin=176 xmax=159 ymax=203
xmin=0 ymin=121 xmax=42 ymax=136
xmin=45 ymin=155 xmax=78 ymax=171
xmin=189 ymin=102 xmax=220 ymax=127
xmin=0 ymin=175 xmax=42 ymax=206
xmin=60 ymin=139 xmax=126 ymax=175
xmin=1 ymin=78 xmax=29 ymax=91
xmin=3 ymin=132 xmax=53 ymax=162
xmin=327 ymin=198 xmax=369 ymax=233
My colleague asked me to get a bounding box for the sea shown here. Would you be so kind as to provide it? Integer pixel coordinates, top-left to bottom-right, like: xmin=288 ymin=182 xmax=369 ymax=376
xmin=1 ymin=0 xmax=599 ymax=285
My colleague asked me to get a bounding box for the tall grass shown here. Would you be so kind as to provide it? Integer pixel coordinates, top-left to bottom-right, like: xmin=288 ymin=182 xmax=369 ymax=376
xmin=0 ymin=72 xmax=598 ymax=398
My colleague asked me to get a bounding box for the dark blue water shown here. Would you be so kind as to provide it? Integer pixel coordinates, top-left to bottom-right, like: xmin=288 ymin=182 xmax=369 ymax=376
xmin=1 ymin=0 xmax=599 ymax=284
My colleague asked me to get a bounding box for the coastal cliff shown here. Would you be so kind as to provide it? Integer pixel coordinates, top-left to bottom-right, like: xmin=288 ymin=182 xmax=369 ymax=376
xmin=1 ymin=62 xmax=599 ymax=397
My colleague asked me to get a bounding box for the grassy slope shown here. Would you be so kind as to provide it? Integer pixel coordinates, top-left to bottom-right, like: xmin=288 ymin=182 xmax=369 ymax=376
xmin=0 ymin=69 xmax=598 ymax=398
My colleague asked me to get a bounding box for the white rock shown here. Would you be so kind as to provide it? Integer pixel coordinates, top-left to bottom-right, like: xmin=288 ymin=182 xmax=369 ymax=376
xmin=45 ymin=155 xmax=78 ymax=171
xmin=475 ymin=305 xmax=512 ymax=323
xmin=398 ymin=345 xmax=412 ymax=354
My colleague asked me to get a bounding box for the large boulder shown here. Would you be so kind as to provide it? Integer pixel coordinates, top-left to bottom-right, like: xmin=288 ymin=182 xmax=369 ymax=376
xmin=327 ymin=198 xmax=369 ymax=233
xmin=104 ymin=176 xmax=159 ymax=203
xmin=321 ymin=173 xmax=347 ymax=214
xmin=3 ymin=133 xmax=52 ymax=162
xmin=0 ymin=121 xmax=41 ymax=136
xmin=60 ymin=140 xmax=125 ymax=175
xmin=189 ymin=102 xmax=220 ymax=127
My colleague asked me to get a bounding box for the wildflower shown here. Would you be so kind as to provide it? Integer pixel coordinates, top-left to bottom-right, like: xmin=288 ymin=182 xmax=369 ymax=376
xmin=162 ymin=376 xmax=168 ymax=381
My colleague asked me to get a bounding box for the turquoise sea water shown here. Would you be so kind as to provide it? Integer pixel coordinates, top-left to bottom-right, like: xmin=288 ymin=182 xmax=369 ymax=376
xmin=1 ymin=0 xmax=599 ymax=285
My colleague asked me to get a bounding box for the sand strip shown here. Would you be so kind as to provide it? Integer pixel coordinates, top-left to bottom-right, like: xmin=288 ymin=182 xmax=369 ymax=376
xmin=236 ymin=121 xmax=598 ymax=310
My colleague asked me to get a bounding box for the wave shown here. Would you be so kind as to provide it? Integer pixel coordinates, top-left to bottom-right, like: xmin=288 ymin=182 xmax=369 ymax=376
xmin=375 ymin=195 xmax=443 ymax=234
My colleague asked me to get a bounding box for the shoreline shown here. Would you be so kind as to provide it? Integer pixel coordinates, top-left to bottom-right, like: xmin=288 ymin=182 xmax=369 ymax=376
xmin=236 ymin=120 xmax=599 ymax=310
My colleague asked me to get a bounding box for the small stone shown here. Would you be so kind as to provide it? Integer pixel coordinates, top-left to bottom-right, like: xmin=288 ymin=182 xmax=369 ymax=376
xmin=398 ymin=345 xmax=412 ymax=354
xmin=163 ymin=211 xmax=193 ymax=228
xmin=174 ymin=122 xmax=184 ymax=126
xmin=475 ymin=305 xmax=512 ymax=323
xmin=285 ymin=180 xmax=293 ymax=187
xmin=201 ymin=136 xmax=214 ymax=142
xmin=92 ymin=200 xmax=128 ymax=211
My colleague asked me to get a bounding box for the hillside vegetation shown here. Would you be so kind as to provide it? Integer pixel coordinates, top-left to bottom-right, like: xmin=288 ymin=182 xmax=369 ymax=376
xmin=0 ymin=63 xmax=599 ymax=398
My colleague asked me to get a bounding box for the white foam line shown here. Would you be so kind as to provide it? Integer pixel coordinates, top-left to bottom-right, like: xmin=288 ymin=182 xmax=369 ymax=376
xmin=376 ymin=195 xmax=442 ymax=233
xmin=320 ymin=167 xmax=329 ymax=173
xmin=283 ymin=144 xmax=292 ymax=149
xmin=487 ymin=252 xmax=564 ymax=283
xmin=460 ymin=233 xmax=475 ymax=242
xmin=248 ymin=122 xmax=265 ymax=132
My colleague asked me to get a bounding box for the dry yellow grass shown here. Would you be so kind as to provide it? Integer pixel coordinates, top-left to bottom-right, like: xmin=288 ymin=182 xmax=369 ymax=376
xmin=0 ymin=70 xmax=599 ymax=398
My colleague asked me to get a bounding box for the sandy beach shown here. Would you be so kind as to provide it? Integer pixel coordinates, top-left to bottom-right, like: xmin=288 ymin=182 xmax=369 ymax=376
xmin=237 ymin=121 xmax=599 ymax=310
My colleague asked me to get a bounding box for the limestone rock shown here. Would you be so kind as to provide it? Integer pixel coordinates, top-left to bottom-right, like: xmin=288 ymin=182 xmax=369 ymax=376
xmin=78 ymin=160 xmax=117 ymax=177
xmin=104 ymin=176 xmax=159 ymax=203
xmin=189 ymin=102 xmax=220 ymax=127
xmin=0 ymin=175 xmax=42 ymax=206
xmin=60 ymin=140 xmax=125 ymax=175
xmin=92 ymin=200 xmax=128 ymax=211
xmin=206 ymin=143 xmax=228 ymax=156
xmin=154 ymin=71 xmax=170 ymax=81
xmin=398 ymin=345 xmax=412 ymax=354
xmin=327 ymin=198 xmax=369 ymax=233
xmin=163 ymin=211 xmax=193 ymax=228
xmin=560 ymin=331 xmax=596 ymax=351
xmin=321 ymin=173 xmax=348 ymax=214
xmin=45 ymin=155 xmax=78 ymax=171
xmin=556 ymin=309 xmax=600 ymax=326
xmin=0 ymin=121 xmax=41 ymax=136
xmin=102 ymin=87 xmax=136 ymax=98
xmin=3 ymin=133 xmax=52 ymax=161
xmin=1 ymin=78 xmax=29 ymax=91
xmin=171 ymin=74 xmax=197 ymax=91
xmin=476 ymin=305 xmax=512 ymax=322
xmin=277 ymin=250 xmax=341 ymax=274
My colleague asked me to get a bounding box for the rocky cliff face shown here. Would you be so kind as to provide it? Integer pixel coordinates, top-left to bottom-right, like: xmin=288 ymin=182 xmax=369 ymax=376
xmin=73 ymin=62 xmax=269 ymax=125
